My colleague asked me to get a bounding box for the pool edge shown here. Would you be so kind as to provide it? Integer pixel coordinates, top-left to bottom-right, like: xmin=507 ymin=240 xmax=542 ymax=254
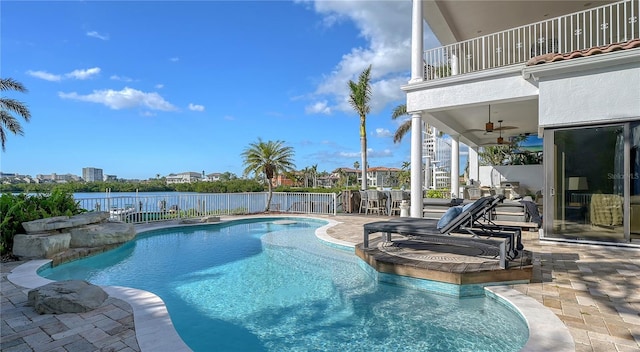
xmin=7 ymin=216 xmax=571 ymax=352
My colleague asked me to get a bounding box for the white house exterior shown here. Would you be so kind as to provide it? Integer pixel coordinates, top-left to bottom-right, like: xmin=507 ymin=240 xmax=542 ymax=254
xmin=165 ymin=172 xmax=203 ymax=184
xmin=404 ymin=0 xmax=640 ymax=245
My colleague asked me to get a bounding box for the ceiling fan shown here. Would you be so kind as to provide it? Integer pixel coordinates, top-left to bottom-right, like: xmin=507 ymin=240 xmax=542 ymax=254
xmin=466 ymin=105 xmax=518 ymax=134
xmin=481 ymin=120 xmax=512 ymax=146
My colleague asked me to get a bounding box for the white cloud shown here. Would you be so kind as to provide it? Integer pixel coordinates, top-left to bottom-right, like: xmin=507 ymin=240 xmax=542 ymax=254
xmin=339 ymin=151 xmax=361 ymax=158
xmin=375 ymin=128 xmax=392 ymax=138
xmin=188 ymin=103 xmax=205 ymax=112
xmin=305 ymin=100 xmax=331 ymax=115
xmin=110 ymin=75 xmax=134 ymax=82
xmin=223 ymin=115 xmax=235 ymax=121
xmin=26 ymin=70 xmax=61 ymax=82
xmin=65 ymin=67 xmax=101 ymax=80
xmin=86 ymin=31 xmax=109 ymax=40
xmin=58 ymin=87 xmax=177 ymax=111
xmin=368 ymin=148 xmax=393 ymax=158
xmin=169 ymin=57 xmax=179 ymax=62
xmin=27 ymin=67 xmax=101 ymax=81
xmin=302 ymin=1 xmax=439 ymax=114
xmin=155 ymin=84 xmax=164 ymax=89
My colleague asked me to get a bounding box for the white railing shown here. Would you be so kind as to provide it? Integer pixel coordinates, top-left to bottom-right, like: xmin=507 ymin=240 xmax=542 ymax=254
xmin=77 ymin=192 xmax=337 ymax=224
xmin=424 ymin=0 xmax=639 ymax=80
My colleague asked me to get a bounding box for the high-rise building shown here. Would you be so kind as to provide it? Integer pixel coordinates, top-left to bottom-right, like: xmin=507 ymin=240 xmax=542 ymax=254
xmin=423 ymin=125 xmax=451 ymax=190
xmin=82 ymin=167 xmax=103 ymax=182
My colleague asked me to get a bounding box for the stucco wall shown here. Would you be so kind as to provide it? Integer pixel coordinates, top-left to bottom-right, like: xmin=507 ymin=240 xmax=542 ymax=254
xmin=478 ymin=164 xmax=543 ymax=195
xmin=538 ymin=60 xmax=640 ymax=127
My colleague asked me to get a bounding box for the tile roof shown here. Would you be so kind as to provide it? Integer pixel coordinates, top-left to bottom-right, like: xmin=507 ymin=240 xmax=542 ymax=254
xmin=526 ymin=38 xmax=640 ymax=66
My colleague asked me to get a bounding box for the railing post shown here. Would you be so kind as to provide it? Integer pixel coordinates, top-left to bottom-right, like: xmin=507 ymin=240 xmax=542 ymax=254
xmin=333 ymin=193 xmax=337 ymax=216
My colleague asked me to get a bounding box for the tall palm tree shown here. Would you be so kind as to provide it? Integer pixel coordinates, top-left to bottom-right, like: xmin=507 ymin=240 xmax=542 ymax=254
xmin=1 ymin=78 xmax=32 ymax=151
xmin=241 ymin=138 xmax=295 ymax=212
xmin=348 ymin=65 xmax=372 ymax=190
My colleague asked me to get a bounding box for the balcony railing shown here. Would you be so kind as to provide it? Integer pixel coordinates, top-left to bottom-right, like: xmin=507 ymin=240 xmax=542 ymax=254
xmin=424 ymin=0 xmax=639 ymax=80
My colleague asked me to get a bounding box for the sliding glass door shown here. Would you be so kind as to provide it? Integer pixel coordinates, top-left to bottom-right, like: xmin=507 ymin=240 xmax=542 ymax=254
xmin=544 ymin=124 xmax=630 ymax=242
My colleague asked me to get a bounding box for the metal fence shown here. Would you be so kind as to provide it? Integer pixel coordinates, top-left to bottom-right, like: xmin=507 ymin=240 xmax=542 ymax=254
xmin=77 ymin=192 xmax=337 ymax=224
xmin=424 ymin=0 xmax=639 ymax=80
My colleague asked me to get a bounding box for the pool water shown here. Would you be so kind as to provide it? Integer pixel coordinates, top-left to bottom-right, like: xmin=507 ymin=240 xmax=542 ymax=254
xmin=40 ymin=218 xmax=528 ymax=352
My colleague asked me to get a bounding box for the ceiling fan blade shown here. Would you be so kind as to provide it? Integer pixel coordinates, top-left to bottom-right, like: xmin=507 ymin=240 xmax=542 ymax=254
xmin=494 ymin=126 xmax=518 ymax=131
xmin=464 ymin=128 xmax=486 ymax=133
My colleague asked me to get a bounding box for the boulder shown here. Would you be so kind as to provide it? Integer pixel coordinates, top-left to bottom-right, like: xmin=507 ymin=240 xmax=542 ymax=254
xmin=22 ymin=216 xmax=70 ymax=233
xmin=28 ymin=280 xmax=108 ymax=314
xmin=13 ymin=233 xmax=71 ymax=259
xmin=69 ymin=222 xmax=135 ymax=248
xmin=68 ymin=212 xmax=110 ymax=227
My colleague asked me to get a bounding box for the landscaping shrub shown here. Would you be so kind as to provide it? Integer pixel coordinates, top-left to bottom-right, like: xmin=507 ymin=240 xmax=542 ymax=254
xmin=0 ymin=189 xmax=84 ymax=255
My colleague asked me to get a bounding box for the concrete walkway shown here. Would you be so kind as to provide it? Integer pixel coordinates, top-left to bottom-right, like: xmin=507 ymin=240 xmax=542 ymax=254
xmin=2 ymin=214 xmax=640 ymax=352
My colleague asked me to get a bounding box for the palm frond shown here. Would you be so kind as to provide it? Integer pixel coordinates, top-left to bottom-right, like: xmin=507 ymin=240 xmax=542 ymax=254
xmin=393 ymin=120 xmax=411 ymax=144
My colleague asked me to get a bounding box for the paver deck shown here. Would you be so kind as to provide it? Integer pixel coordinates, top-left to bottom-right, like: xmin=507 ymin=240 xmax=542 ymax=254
xmin=2 ymin=213 xmax=639 ymax=352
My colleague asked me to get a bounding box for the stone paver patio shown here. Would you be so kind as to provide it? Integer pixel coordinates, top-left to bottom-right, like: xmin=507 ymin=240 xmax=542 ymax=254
xmin=2 ymin=214 xmax=639 ymax=351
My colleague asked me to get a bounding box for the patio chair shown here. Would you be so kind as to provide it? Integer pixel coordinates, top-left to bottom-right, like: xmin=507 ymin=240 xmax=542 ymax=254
xmin=358 ymin=190 xmax=368 ymax=214
xmin=389 ymin=190 xmax=406 ymax=216
xmin=363 ymin=195 xmax=522 ymax=269
xmin=366 ymin=190 xmax=387 ymax=215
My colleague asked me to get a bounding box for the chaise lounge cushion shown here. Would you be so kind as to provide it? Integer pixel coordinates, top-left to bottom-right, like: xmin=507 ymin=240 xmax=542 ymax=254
xmin=437 ymin=206 xmax=462 ymax=229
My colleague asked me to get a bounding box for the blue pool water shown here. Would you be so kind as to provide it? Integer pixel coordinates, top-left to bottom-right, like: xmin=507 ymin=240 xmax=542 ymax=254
xmin=40 ymin=218 xmax=528 ymax=352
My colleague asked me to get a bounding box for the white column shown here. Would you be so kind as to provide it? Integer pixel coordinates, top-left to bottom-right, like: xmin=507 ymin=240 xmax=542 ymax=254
xmin=468 ymin=146 xmax=479 ymax=184
xmin=410 ymin=0 xmax=424 ymax=83
xmin=410 ymin=113 xmax=423 ymax=217
xmin=450 ymin=134 xmax=460 ymax=198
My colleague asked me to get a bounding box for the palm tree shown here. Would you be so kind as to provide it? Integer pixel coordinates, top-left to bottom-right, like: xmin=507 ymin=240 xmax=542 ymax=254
xmin=1 ymin=78 xmax=32 ymax=151
xmin=348 ymin=65 xmax=372 ymax=191
xmin=241 ymin=138 xmax=295 ymax=212
xmin=391 ymin=104 xmax=411 ymax=144
xmin=310 ymin=164 xmax=318 ymax=188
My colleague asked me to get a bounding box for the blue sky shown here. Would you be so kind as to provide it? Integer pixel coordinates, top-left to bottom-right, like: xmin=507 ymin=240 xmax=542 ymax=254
xmin=2 ymin=0 xmax=456 ymax=180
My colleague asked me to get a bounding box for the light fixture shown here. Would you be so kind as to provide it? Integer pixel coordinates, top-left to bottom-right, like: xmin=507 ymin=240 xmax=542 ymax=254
xmin=497 ymin=120 xmax=504 ymax=144
xmin=568 ymin=177 xmax=589 ymax=191
xmin=485 ymin=105 xmax=494 ymax=132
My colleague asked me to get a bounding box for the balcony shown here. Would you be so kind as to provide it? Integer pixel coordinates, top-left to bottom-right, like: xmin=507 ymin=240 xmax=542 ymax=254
xmin=424 ymin=0 xmax=640 ymax=80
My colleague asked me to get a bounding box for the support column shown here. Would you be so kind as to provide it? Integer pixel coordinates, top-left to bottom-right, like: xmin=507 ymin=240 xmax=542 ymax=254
xmin=468 ymin=146 xmax=479 ymax=184
xmin=450 ymin=134 xmax=460 ymax=198
xmin=410 ymin=113 xmax=423 ymax=217
xmin=410 ymin=0 xmax=424 ymax=83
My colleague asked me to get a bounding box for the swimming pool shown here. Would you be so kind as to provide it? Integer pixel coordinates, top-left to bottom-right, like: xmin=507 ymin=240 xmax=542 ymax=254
xmin=40 ymin=217 xmax=529 ymax=351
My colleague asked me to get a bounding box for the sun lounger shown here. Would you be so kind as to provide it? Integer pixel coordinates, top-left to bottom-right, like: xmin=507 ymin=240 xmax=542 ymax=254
xmin=363 ymin=195 xmax=522 ymax=269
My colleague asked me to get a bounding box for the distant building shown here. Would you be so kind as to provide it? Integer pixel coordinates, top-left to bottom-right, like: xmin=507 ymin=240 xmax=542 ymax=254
xmin=36 ymin=173 xmax=81 ymax=183
xmin=82 ymin=167 xmax=104 ymax=182
xmin=366 ymin=167 xmax=402 ymax=188
xmin=205 ymin=173 xmax=221 ymax=182
xmin=424 ymin=127 xmax=452 ymax=190
xmin=165 ymin=172 xmax=202 ymax=184
xmin=271 ymin=174 xmax=297 ymax=188
xmin=104 ymin=174 xmax=117 ymax=182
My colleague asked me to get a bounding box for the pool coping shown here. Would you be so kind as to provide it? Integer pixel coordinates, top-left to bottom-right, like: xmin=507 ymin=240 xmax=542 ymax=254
xmin=7 ymin=216 xmax=573 ymax=352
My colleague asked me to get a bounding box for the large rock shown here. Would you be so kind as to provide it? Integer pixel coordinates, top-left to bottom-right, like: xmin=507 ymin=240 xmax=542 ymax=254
xmin=13 ymin=233 xmax=71 ymax=259
xmin=28 ymin=280 xmax=108 ymax=314
xmin=22 ymin=212 xmax=111 ymax=233
xmin=69 ymin=222 xmax=135 ymax=248
xmin=68 ymin=212 xmax=111 ymax=227
xmin=21 ymin=216 xmax=70 ymax=233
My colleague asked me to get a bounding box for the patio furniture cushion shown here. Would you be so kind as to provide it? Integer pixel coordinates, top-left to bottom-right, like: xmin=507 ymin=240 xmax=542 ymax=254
xmin=437 ymin=206 xmax=462 ymax=229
